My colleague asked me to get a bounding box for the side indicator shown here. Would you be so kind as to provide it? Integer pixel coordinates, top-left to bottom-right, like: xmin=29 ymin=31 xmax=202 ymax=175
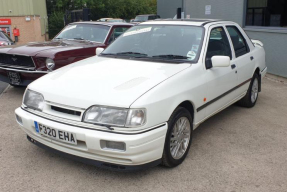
xmin=204 ymin=98 xmax=207 ymax=102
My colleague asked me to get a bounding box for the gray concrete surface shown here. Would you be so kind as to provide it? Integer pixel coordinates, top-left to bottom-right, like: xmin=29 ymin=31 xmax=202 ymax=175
xmin=0 ymin=78 xmax=287 ymax=192
xmin=0 ymin=81 xmax=8 ymax=94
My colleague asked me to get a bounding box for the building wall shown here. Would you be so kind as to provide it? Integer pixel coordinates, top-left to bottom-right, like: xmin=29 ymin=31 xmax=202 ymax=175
xmin=0 ymin=16 xmax=45 ymax=44
xmin=185 ymin=0 xmax=246 ymax=26
xmin=246 ymin=30 xmax=287 ymax=78
xmin=157 ymin=0 xmax=182 ymax=18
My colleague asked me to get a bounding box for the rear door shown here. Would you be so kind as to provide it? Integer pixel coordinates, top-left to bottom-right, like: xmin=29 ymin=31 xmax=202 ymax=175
xmin=225 ymin=25 xmax=255 ymax=95
xmin=202 ymin=25 xmax=238 ymax=118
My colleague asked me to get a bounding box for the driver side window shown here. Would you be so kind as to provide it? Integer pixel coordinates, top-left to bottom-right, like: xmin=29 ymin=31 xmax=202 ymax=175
xmin=206 ymin=27 xmax=232 ymax=69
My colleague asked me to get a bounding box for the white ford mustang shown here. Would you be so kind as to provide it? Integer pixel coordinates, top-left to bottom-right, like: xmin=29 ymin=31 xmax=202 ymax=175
xmin=15 ymin=19 xmax=267 ymax=171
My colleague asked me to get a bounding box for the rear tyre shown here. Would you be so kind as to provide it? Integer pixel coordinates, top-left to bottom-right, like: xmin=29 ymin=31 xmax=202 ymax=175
xmin=237 ymin=73 xmax=259 ymax=108
xmin=162 ymin=107 xmax=193 ymax=168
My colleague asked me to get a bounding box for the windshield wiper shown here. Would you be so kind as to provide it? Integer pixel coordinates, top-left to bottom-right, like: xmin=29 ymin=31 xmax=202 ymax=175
xmin=152 ymin=54 xmax=189 ymax=60
xmin=116 ymin=52 xmax=147 ymax=57
xmin=73 ymin=37 xmax=85 ymax=40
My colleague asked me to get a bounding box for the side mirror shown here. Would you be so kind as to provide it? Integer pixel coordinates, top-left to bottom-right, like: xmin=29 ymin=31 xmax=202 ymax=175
xmin=211 ymin=56 xmax=230 ymax=68
xmin=96 ymin=47 xmax=104 ymax=55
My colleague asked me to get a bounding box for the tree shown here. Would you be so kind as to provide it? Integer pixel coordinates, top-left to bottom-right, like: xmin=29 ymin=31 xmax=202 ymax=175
xmin=46 ymin=0 xmax=157 ymax=38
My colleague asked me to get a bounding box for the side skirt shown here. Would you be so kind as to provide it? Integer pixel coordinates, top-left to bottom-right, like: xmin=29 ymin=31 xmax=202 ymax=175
xmin=193 ymin=92 xmax=247 ymax=130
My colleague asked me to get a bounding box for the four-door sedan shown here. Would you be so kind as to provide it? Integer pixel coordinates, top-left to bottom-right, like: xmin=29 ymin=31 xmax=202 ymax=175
xmin=15 ymin=19 xmax=267 ymax=171
xmin=0 ymin=22 xmax=132 ymax=86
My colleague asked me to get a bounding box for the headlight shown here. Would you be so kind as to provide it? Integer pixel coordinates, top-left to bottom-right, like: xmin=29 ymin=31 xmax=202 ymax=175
xmin=23 ymin=90 xmax=44 ymax=111
xmin=83 ymin=106 xmax=146 ymax=127
xmin=46 ymin=58 xmax=55 ymax=71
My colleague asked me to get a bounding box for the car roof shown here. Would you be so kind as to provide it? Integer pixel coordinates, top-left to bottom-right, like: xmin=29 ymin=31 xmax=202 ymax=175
xmin=141 ymin=18 xmax=232 ymax=26
xmin=71 ymin=21 xmax=133 ymax=26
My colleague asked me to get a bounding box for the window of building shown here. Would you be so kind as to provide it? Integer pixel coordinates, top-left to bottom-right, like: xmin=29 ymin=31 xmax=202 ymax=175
xmin=246 ymin=0 xmax=287 ymax=27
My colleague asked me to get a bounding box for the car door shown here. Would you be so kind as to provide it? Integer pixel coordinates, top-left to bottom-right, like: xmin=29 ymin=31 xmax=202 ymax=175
xmin=202 ymin=26 xmax=239 ymax=118
xmin=225 ymin=25 xmax=255 ymax=95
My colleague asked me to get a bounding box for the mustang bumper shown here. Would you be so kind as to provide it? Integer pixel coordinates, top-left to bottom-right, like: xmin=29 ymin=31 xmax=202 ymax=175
xmin=15 ymin=108 xmax=168 ymax=170
xmin=0 ymin=67 xmax=47 ymax=86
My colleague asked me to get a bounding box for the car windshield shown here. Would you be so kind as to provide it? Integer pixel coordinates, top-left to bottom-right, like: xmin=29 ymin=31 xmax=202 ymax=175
xmin=54 ymin=24 xmax=110 ymax=43
xmin=101 ymin=25 xmax=204 ymax=63
xmin=134 ymin=16 xmax=149 ymax=22
xmin=0 ymin=31 xmax=13 ymax=42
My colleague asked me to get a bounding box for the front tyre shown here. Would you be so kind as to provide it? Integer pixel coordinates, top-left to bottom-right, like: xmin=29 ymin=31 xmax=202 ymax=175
xmin=237 ymin=73 xmax=259 ymax=108
xmin=162 ymin=107 xmax=193 ymax=168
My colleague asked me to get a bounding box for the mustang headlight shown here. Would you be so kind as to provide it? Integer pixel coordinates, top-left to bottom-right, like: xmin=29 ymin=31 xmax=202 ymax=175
xmin=46 ymin=58 xmax=55 ymax=71
xmin=23 ymin=90 xmax=44 ymax=111
xmin=83 ymin=106 xmax=146 ymax=127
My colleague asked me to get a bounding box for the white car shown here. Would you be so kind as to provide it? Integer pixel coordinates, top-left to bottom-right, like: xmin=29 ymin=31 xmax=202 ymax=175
xmin=15 ymin=19 xmax=267 ymax=171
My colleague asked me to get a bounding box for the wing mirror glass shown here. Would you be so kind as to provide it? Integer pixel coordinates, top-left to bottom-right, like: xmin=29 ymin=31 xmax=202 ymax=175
xmin=211 ymin=56 xmax=231 ymax=68
xmin=96 ymin=47 xmax=104 ymax=55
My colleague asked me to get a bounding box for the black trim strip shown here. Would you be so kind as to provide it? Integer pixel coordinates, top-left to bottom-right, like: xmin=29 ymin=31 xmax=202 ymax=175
xmin=27 ymin=135 xmax=161 ymax=172
xmin=22 ymin=107 xmax=166 ymax=135
xmin=202 ymin=20 xmax=223 ymax=26
xmin=197 ymin=78 xmax=252 ymax=112
xmin=261 ymin=67 xmax=267 ymax=72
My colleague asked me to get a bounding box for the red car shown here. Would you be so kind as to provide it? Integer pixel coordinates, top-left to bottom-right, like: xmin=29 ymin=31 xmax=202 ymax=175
xmin=0 ymin=22 xmax=133 ymax=86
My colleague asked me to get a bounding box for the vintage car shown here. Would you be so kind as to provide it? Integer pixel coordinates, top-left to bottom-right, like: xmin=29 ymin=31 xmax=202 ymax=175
xmin=15 ymin=19 xmax=267 ymax=171
xmin=0 ymin=22 xmax=132 ymax=86
xmin=0 ymin=30 xmax=14 ymax=46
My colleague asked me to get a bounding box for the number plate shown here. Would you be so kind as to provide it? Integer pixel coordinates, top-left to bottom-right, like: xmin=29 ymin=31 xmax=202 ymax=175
xmin=7 ymin=71 xmax=21 ymax=85
xmin=34 ymin=121 xmax=77 ymax=145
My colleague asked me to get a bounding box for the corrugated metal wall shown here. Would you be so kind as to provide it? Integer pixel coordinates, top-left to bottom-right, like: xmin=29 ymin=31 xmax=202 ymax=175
xmin=0 ymin=0 xmax=34 ymax=16
xmin=0 ymin=0 xmax=47 ymax=35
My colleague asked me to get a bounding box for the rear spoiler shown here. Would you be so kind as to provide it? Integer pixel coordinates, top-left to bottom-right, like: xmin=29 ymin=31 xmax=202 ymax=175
xmin=251 ymin=39 xmax=264 ymax=47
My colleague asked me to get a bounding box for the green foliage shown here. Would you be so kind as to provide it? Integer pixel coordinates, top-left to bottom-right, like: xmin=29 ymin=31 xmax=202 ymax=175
xmin=48 ymin=12 xmax=65 ymax=38
xmin=46 ymin=0 xmax=157 ymax=38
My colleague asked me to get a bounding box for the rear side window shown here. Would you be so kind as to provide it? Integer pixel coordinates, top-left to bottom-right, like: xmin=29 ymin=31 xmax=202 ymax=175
xmin=226 ymin=26 xmax=250 ymax=57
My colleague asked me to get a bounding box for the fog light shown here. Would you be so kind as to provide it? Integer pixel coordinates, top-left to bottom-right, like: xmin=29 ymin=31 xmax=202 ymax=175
xmin=16 ymin=114 xmax=23 ymax=125
xmin=100 ymin=140 xmax=126 ymax=151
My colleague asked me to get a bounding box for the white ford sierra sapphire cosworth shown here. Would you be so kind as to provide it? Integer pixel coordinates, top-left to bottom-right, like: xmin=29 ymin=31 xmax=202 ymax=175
xmin=15 ymin=19 xmax=267 ymax=171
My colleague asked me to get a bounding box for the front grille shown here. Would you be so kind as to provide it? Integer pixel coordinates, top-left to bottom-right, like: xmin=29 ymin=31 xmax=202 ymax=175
xmin=0 ymin=53 xmax=35 ymax=69
xmin=51 ymin=106 xmax=81 ymax=116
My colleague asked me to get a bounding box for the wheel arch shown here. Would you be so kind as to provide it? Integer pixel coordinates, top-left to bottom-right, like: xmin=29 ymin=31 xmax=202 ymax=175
xmin=176 ymin=100 xmax=195 ymax=124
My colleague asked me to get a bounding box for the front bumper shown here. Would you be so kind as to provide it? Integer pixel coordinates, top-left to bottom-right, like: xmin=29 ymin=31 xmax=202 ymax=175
xmin=0 ymin=67 xmax=47 ymax=86
xmin=15 ymin=108 xmax=167 ymax=170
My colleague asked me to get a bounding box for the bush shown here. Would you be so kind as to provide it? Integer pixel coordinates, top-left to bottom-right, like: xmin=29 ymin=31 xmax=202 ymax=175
xmin=48 ymin=12 xmax=65 ymax=39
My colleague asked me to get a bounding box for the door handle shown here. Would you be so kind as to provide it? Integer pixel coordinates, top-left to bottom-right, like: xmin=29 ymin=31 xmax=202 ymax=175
xmin=231 ymin=64 xmax=236 ymax=69
xmin=250 ymin=56 xmax=254 ymax=60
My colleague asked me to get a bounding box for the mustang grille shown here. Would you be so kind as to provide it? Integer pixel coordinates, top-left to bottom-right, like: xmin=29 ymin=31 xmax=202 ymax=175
xmin=0 ymin=53 xmax=35 ymax=69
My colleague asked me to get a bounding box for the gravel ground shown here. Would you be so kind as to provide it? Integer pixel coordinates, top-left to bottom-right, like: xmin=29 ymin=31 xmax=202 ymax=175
xmin=0 ymin=78 xmax=287 ymax=192
xmin=0 ymin=81 xmax=8 ymax=94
